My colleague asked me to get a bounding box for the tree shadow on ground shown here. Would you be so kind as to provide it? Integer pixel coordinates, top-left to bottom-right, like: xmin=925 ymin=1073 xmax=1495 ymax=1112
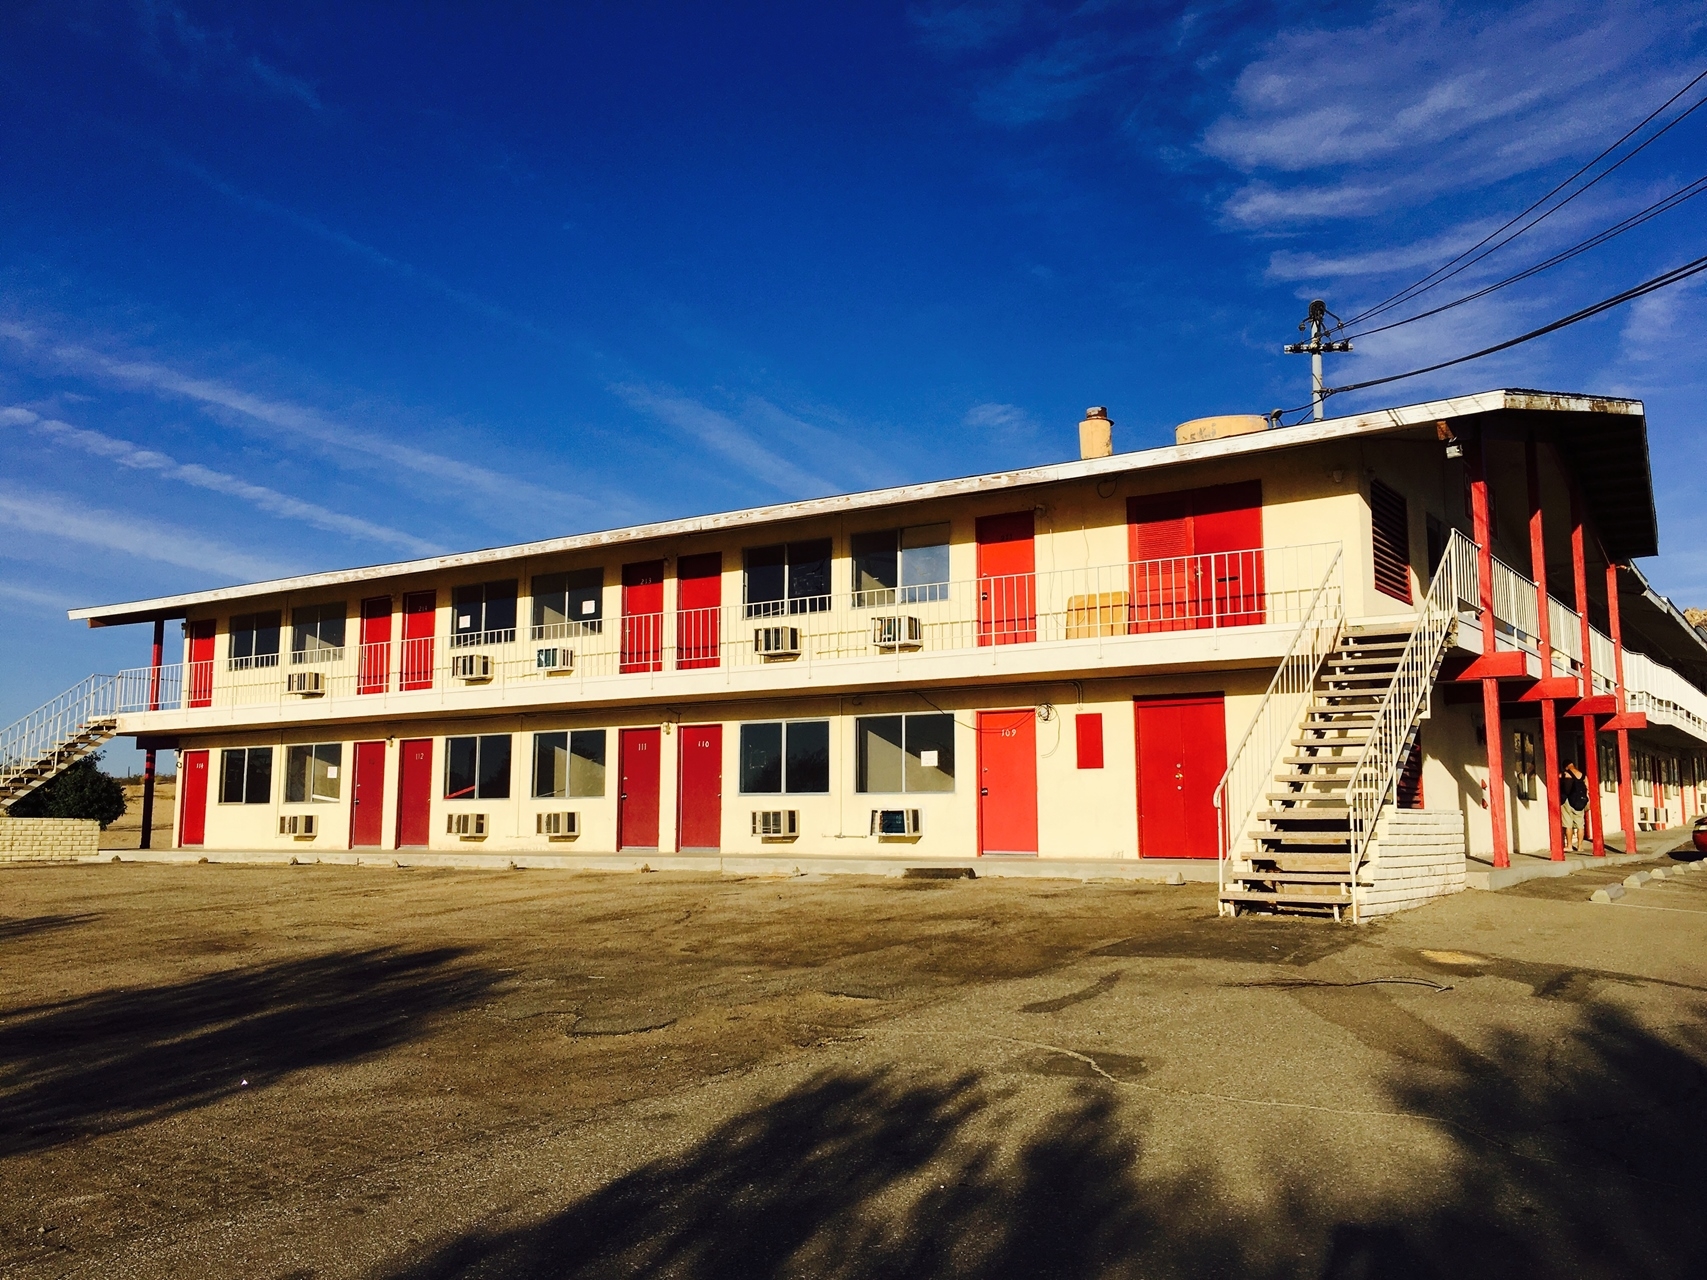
xmin=374 ymin=1002 xmax=1707 ymax=1280
xmin=0 ymin=912 xmax=100 ymax=943
xmin=0 ymin=946 xmax=497 ymax=1156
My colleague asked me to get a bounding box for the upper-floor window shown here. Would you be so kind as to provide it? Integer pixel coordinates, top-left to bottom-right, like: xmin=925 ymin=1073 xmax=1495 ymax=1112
xmin=744 ymin=539 xmax=830 ymax=618
xmin=452 ymin=580 xmax=517 ymax=648
xmin=532 ymin=570 xmax=603 ymax=638
xmin=291 ymin=604 xmax=346 ymax=665
xmin=851 ymin=523 xmax=950 ymax=607
xmin=229 ymin=611 xmax=281 ymax=670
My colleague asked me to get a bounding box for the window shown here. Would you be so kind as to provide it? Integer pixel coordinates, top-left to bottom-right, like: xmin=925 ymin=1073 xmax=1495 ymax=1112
xmin=219 ymin=747 xmax=273 ymax=804
xmin=850 ymin=524 xmax=951 ymax=607
xmin=740 ymin=721 xmax=830 ymax=794
xmin=229 ymin=612 xmax=281 ymax=670
xmin=1075 ymin=713 xmax=1104 ymax=769
xmin=291 ymin=604 xmax=346 ymax=664
xmin=1600 ymin=740 xmax=1619 ymax=792
xmin=532 ymin=570 xmax=603 ymax=638
xmin=1511 ymin=730 xmax=1536 ymax=801
xmin=744 ymin=539 xmax=831 ymax=617
xmin=285 ymin=743 xmax=342 ymax=803
xmin=446 ymin=734 xmax=512 ymax=800
xmin=532 ymin=729 xmax=607 ymax=798
xmin=452 ymin=581 xmax=518 ymax=647
xmin=855 ymin=713 xmax=954 ymax=793
xmin=1371 ymin=479 xmax=1412 ymax=604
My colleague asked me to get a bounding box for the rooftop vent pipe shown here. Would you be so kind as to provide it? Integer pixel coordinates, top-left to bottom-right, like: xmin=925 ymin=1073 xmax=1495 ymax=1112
xmin=1079 ymin=407 xmax=1113 ymax=460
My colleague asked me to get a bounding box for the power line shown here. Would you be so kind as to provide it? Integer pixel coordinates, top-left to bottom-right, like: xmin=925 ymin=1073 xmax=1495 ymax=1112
xmin=1341 ymin=172 xmax=1707 ymax=340
xmin=1339 ymin=65 xmax=1707 ymax=330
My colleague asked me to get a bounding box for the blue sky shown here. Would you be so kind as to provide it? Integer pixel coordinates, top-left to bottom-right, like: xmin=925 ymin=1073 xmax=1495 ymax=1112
xmin=2 ymin=1 xmax=1704 ymax=771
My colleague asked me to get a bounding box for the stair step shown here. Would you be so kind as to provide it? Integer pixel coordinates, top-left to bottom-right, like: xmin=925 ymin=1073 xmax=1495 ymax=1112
xmin=1258 ymin=832 xmax=1354 ymax=846
xmin=1256 ymin=806 xmax=1351 ymax=819
xmin=1318 ymin=674 xmax=1397 ymax=685
xmin=1251 ymin=852 xmax=1353 ymax=870
xmin=1236 ymin=870 xmax=1356 ymax=884
xmin=1292 ymin=735 xmax=1370 ymax=747
xmin=1280 ymin=755 xmax=1360 ymax=767
xmin=1219 ymin=890 xmax=1352 ymax=908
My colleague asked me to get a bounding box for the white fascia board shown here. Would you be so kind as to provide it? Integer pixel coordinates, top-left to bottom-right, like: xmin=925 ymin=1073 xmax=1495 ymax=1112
xmin=68 ymin=388 xmax=1641 ymax=625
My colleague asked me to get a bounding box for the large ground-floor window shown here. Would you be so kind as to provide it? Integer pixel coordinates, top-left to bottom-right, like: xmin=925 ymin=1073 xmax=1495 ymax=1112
xmin=739 ymin=720 xmax=830 ymax=793
xmin=855 ymin=713 xmax=954 ymax=793
xmin=285 ymin=743 xmax=341 ymax=802
xmin=219 ymin=746 xmax=272 ymax=804
xmin=532 ymin=730 xmax=607 ymax=798
xmin=446 ymin=734 xmax=512 ymax=800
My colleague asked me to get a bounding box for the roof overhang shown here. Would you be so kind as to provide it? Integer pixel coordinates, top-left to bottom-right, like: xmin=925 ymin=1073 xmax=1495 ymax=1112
xmin=69 ymin=387 xmax=1651 ymax=627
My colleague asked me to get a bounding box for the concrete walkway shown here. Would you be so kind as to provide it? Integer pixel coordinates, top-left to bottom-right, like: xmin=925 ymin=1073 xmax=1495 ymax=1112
xmin=1464 ymin=826 xmax=1695 ymax=890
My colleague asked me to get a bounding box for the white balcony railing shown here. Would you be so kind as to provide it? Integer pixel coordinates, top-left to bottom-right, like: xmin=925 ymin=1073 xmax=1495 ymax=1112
xmin=115 ymin=543 xmax=1340 ymax=713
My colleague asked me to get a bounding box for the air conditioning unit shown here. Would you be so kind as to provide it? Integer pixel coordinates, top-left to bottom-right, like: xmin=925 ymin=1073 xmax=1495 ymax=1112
xmin=285 ymin=670 xmax=325 ymax=696
xmin=446 ymin=812 xmax=488 ymax=839
xmin=535 ymin=646 xmax=574 ymax=674
xmin=751 ymin=809 xmax=800 ymax=840
xmin=871 ymin=808 xmax=922 ymax=839
xmin=452 ymin=653 xmax=493 ymax=683
xmin=278 ymin=813 xmax=317 ymax=839
xmin=536 ymin=811 xmax=580 ymax=840
xmin=871 ymin=615 xmax=924 ymax=651
xmin=754 ymin=625 xmax=801 ymax=659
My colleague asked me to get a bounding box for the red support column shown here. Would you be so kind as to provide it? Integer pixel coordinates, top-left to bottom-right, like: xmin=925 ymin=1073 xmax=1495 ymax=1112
xmin=1569 ymin=488 xmax=1604 ymax=856
xmin=139 ymin=617 xmax=165 ymax=852
xmin=1526 ymin=437 xmax=1564 ymax=861
xmin=1607 ymin=563 xmax=1638 ymax=851
xmin=1471 ymin=437 xmax=1510 ymax=868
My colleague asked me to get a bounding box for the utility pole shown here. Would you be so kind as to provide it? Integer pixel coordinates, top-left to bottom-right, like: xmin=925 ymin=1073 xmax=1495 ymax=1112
xmin=1283 ymin=299 xmax=1353 ymax=420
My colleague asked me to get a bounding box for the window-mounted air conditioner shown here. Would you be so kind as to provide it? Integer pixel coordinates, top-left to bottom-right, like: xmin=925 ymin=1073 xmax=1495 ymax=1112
xmin=535 ymin=647 xmax=574 ymax=675
xmin=871 ymin=808 xmax=922 ymax=839
xmin=751 ymin=809 xmax=800 ymax=839
xmin=285 ymin=670 xmax=325 ymax=697
xmin=452 ymin=653 xmax=494 ymax=683
xmin=536 ymin=811 xmax=579 ymax=840
xmin=278 ymin=813 xmax=317 ymax=839
xmin=871 ymin=615 xmax=924 ymax=651
xmin=754 ymin=626 xmax=801 ymax=659
xmin=446 ymin=812 xmax=488 ymax=839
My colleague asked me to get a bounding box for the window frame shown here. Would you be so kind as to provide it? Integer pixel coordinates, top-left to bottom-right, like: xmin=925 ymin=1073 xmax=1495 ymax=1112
xmin=445 ymin=733 xmax=513 ymax=800
xmin=739 ymin=719 xmax=831 ymax=795
xmin=284 ymin=743 xmax=342 ymax=803
xmin=743 ymin=538 xmax=832 ymax=618
xmin=854 ymin=712 xmax=955 ymax=794
xmin=218 ymin=746 xmax=273 ymax=804
xmin=850 ymin=524 xmax=951 ymax=608
xmin=228 ymin=611 xmax=282 ymax=671
xmin=531 ymin=569 xmax=604 ymax=639
xmin=290 ymin=604 xmax=346 ymax=665
xmin=451 ymin=581 xmax=519 ymax=649
xmin=531 ymin=729 xmax=607 ymax=798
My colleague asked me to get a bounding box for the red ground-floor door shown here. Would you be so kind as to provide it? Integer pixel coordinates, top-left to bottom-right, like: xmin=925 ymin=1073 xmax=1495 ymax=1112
xmin=677 ymin=724 xmax=722 ymax=851
xmin=979 ymin=710 xmax=1039 ymax=855
xmin=619 ymin=727 xmax=662 ymax=849
xmin=396 ymin=739 xmax=433 ymax=847
xmin=1134 ymin=693 xmax=1227 ymax=858
xmin=350 ymin=740 xmax=387 ymax=847
xmin=179 ymin=749 xmax=209 ymax=846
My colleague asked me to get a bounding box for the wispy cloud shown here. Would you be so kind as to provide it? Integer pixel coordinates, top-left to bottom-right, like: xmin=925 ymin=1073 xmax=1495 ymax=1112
xmin=612 ymin=384 xmax=838 ymax=498
xmin=1 ymin=406 xmax=443 ymax=556
xmin=132 ymin=0 xmax=323 ymax=111
xmin=0 ymin=321 xmax=597 ymax=520
xmin=0 ymin=487 xmax=291 ymax=582
xmin=0 ymin=577 xmax=79 ymax=613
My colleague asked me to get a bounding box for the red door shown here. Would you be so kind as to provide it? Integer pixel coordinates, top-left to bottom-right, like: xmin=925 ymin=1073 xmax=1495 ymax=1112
xmin=179 ymin=749 xmax=209 ymax=846
xmin=396 ymin=739 xmax=433 ymax=847
xmin=1129 ymin=483 xmax=1264 ymax=632
xmin=676 ymin=553 xmax=722 ymax=670
xmin=1134 ymin=693 xmax=1228 ymax=858
xmin=350 ymin=740 xmax=387 ymax=847
xmin=677 ymin=724 xmax=722 ymax=850
xmin=976 ymin=512 xmax=1036 ymax=645
xmin=978 ymin=710 xmax=1038 ymax=855
xmin=618 ymin=727 xmax=662 ymax=849
xmin=358 ymin=598 xmax=392 ymax=694
xmin=401 ymin=592 xmax=436 ymax=690
xmin=621 ymin=561 xmax=665 ymax=673
xmin=187 ymin=620 xmax=215 ymax=707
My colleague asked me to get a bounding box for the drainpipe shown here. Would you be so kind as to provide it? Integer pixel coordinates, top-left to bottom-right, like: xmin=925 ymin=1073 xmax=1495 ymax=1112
xmin=1526 ymin=437 xmax=1564 ymax=861
xmin=138 ymin=616 xmax=164 ymax=851
xmin=1568 ymin=487 xmax=1604 ymax=856
xmin=1470 ymin=436 xmax=1510 ymax=868
xmin=1607 ymin=563 xmax=1638 ymax=849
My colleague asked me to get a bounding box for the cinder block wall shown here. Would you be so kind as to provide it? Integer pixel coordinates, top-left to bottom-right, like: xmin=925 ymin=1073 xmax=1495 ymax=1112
xmin=0 ymin=815 xmax=102 ymax=862
xmin=1361 ymin=809 xmax=1466 ymax=918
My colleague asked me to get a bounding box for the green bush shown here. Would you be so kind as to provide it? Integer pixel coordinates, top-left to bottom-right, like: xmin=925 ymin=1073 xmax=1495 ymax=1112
xmin=8 ymin=753 xmax=128 ymax=829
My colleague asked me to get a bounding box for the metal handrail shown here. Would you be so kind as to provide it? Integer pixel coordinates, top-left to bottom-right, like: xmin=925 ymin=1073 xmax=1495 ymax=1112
xmin=0 ymin=674 xmax=119 ymax=788
xmin=1214 ymin=547 xmax=1343 ymax=902
xmin=1342 ymin=529 xmax=1479 ymax=919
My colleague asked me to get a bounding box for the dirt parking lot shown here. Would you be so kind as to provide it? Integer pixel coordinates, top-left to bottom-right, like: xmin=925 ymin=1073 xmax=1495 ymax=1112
xmin=4 ymin=856 xmax=1707 ymax=1279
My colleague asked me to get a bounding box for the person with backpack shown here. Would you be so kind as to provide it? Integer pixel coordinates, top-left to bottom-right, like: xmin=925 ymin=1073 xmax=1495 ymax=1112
xmin=1560 ymin=760 xmax=1590 ymax=852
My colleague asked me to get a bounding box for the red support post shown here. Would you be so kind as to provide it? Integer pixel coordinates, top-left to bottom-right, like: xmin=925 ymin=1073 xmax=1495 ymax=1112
xmin=139 ymin=616 xmax=165 ymax=851
xmin=1607 ymin=563 xmax=1638 ymax=851
xmin=1569 ymin=487 xmax=1604 ymax=856
xmin=1526 ymin=437 xmax=1564 ymax=861
xmin=1471 ymin=437 xmax=1509 ymax=868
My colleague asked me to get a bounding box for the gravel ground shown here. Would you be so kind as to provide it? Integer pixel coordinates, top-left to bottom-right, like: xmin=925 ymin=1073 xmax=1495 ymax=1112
xmin=3 ymin=855 xmax=1706 ymax=1279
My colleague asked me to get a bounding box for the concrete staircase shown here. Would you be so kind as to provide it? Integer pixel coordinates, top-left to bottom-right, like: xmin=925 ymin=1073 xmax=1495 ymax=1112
xmin=1219 ymin=626 xmax=1414 ymax=920
xmin=0 ymin=676 xmax=121 ymax=811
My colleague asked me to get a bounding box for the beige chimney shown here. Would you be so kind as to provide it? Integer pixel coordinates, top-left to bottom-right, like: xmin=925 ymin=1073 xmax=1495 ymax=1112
xmin=1079 ymin=406 xmax=1113 ymax=460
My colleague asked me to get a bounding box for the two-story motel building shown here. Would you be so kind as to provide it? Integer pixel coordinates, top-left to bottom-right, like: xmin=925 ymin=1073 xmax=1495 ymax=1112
xmin=65 ymin=390 xmax=1707 ymax=915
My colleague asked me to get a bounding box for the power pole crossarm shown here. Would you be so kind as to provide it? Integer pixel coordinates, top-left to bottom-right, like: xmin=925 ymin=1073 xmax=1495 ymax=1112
xmin=1283 ymin=299 xmax=1353 ymax=420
